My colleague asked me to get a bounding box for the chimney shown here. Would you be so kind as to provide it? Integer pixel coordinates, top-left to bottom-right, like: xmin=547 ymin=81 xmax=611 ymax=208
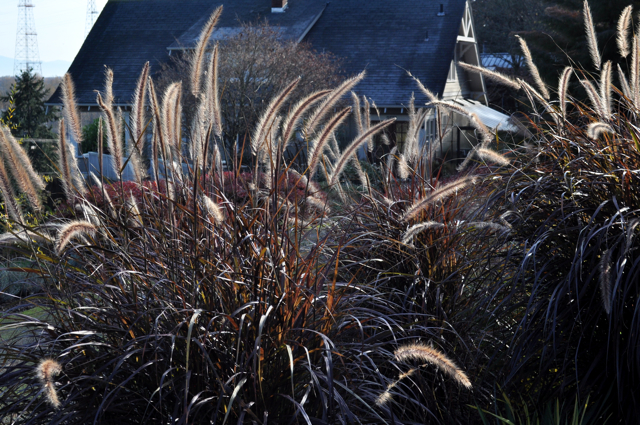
xmin=272 ymin=0 xmax=288 ymax=13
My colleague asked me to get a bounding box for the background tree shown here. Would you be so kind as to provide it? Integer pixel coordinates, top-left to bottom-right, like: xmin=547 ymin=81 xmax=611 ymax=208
xmin=158 ymin=20 xmax=343 ymax=160
xmin=81 ymin=118 xmax=109 ymax=154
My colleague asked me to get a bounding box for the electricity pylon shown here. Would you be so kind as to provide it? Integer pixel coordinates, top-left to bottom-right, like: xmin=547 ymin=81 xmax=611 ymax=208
xmin=85 ymin=0 xmax=99 ymax=36
xmin=14 ymin=0 xmax=42 ymax=76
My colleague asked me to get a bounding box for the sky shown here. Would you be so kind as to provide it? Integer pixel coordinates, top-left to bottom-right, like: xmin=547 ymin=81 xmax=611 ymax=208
xmin=0 ymin=0 xmax=108 ymax=63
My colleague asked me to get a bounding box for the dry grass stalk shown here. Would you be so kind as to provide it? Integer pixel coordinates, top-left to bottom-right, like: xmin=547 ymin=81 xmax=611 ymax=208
xmin=89 ymin=172 xmax=115 ymax=216
xmin=558 ymin=67 xmax=573 ymax=120
xmin=37 ymin=359 xmax=62 ymax=408
xmin=307 ymin=107 xmax=351 ymax=179
xmin=57 ymin=119 xmax=75 ymax=202
xmin=202 ymin=195 xmax=224 ymax=224
xmin=130 ymin=62 xmax=150 ymax=180
xmin=56 ymin=220 xmax=97 ymax=255
xmin=579 ymin=79 xmax=605 ymax=118
xmin=394 ymin=343 xmax=472 ymax=389
xmin=61 ymin=73 xmax=83 ymax=143
xmin=600 ymin=61 xmax=612 ymax=119
xmin=430 ymin=100 xmax=493 ymax=143
xmin=516 ymin=35 xmax=550 ymax=99
xmin=252 ymin=77 xmax=300 ymax=156
xmin=402 ymin=176 xmax=475 ymax=222
xmin=281 ymin=89 xmax=331 ymax=151
xmin=190 ymin=5 xmax=223 ymax=97
xmin=375 ymin=368 xmax=418 ymax=407
xmin=458 ymin=62 xmax=521 ymax=91
xmin=147 ymin=77 xmax=164 ymax=176
xmin=96 ymin=93 xmax=123 ymax=176
xmin=0 ymin=128 xmax=42 ymax=210
xmin=303 ymin=71 xmax=365 ymax=139
xmin=599 ymin=249 xmax=612 ymax=313
xmin=617 ymin=5 xmax=633 ymax=58
xmin=0 ymin=151 xmax=22 ymax=222
xmin=461 ymin=221 xmax=510 ymax=233
xmin=329 ymin=118 xmax=395 ymax=187
xmin=407 ymin=70 xmax=437 ymax=102
xmin=206 ymin=43 xmax=223 ymax=138
xmin=518 ymin=80 xmax=560 ymax=126
xmin=397 ymin=154 xmax=410 ymax=179
xmin=583 ymin=0 xmax=601 ymax=70
xmin=618 ymin=63 xmax=632 ymax=99
xmin=632 ymin=36 xmax=640 ymax=104
xmin=402 ymin=221 xmax=445 ymax=246
xmin=587 ymin=122 xmax=614 ymax=139
xmin=476 ymin=148 xmax=510 ymax=166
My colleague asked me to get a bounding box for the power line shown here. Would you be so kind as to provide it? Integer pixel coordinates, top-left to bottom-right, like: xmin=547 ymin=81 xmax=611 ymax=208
xmin=14 ymin=0 xmax=42 ymax=76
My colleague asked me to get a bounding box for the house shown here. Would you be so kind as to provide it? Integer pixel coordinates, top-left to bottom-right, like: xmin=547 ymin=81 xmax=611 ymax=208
xmin=47 ymin=0 xmax=515 ymax=175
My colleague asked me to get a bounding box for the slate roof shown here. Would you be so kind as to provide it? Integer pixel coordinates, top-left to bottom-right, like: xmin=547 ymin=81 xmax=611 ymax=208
xmin=48 ymin=0 xmax=467 ymax=108
xmin=48 ymin=0 xmax=215 ymax=105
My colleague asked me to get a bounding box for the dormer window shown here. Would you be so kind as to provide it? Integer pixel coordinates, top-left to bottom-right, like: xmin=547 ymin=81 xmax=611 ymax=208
xmin=438 ymin=4 xmax=445 ymax=16
xmin=272 ymin=0 xmax=288 ymax=13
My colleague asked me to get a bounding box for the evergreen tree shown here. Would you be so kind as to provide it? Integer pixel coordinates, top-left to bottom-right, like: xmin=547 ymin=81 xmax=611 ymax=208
xmin=1 ymin=69 xmax=56 ymax=139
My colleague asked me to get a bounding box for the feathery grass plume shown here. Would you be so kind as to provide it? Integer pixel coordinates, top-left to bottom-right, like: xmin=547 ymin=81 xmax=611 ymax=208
xmin=147 ymin=77 xmax=165 ymax=175
xmin=579 ymin=79 xmax=605 ymax=118
xmin=587 ymin=122 xmax=614 ymax=139
xmin=404 ymin=98 xmax=428 ymax=164
xmin=397 ymin=154 xmax=410 ymax=179
xmin=430 ymin=100 xmax=493 ymax=144
xmin=600 ymin=61 xmax=612 ymax=119
xmin=402 ymin=221 xmax=445 ymax=246
xmin=407 ymin=70 xmax=437 ymax=102
xmin=458 ymin=62 xmax=521 ymax=91
xmin=394 ymin=343 xmax=472 ymax=389
xmin=362 ymin=96 xmax=373 ymax=152
xmin=190 ymin=5 xmax=222 ymax=97
xmin=127 ymin=194 xmax=143 ymax=226
xmin=281 ymin=89 xmax=331 ymax=152
xmin=461 ymin=221 xmax=511 ymax=233
xmin=516 ymin=35 xmax=550 ymax=99
xmin=386 ymin=146 xmax=398 ymax=181
xmin=0 ymin=153 xmax=23 ymax=222
xmin=518 ymin=80 xmax=560 ymax=125
xmin=131 ymin=62 xmax=149 ymax=146
xmin=61 ymin=73 xmax=83 ymax=144
xmin=599 ymin=249 xmax=612 ymax=314
xmin=0 ymin=128 xmax=42 ymax=210
xmin=89 ymin=172 xmax=115 ymax=216
xmin=583 ymin=0 xmax=601 ymax=70
xmin=476 ymin=147 xmax=510 ymax=166
xmin=618 ymin=63 xmax=632 ymax=99
xmin=37 ymin=359 xmax=62 ymax=408
xmin=96 ymin=93 xmax=123 ymax=176
xmin=56 ymin=220 xmax=97 ymax=255
xmin=162 ymin=82 xmax=180 ymax=158
xmin=329 ymin=118 xmax=395 ymax=187
xmin=375 ymin=368 xmax=418 ymax=407
xmin=618 ymin=6 xmax=633 ymax=58
xmin=1 ymin=127 xmax=45 ymax=191
xmin=206 ymin=43 xmax=223 ymax=137
xmin=203 ymin=195 xmax=224 ymax=224
xmin=402 ymin=176 xmax=476 ymax=222
xmin=57 ymin=119 xmax=76 ymax=202
xmin=307 ymin=107 xmax=351 ymax=179
xmin=172 ymin=82 xmax=183 ymax=152
xmin=558 ymin=67 xmax=573 ymax=120
xmin=252 ymin=77 xmax=300 ymax=156
xmin=303 ymin=71 xmax=365 ymax=139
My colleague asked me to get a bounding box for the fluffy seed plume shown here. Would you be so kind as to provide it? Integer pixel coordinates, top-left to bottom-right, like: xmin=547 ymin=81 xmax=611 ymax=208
xmin=599 ymin=249 xmax=612 ymax=314
xmin=516 ymin=35 xmax=550 ymax=99
xmin=0 ymin=152 xmax=23 ymax=222
xmin=407 ymin=70 xmax=437 ymax=102
xmin=252 ymin=77 xmax=300 ymax=155
xmin=303 ymin=71 xmax=365 ymax=138
xmin=57 ymin=119 xmax=75 ymax=201
xmin=587 ymin=122 xmax=614 ymax=139
xmin=402 ymin=176 xmax=475 ymax=222
xmin=191 ymin=5 xmax=223 ymax=96
xmin=207 ymin=43 xmax=223 ymax=138
xmin=394 ymin=343 xmax=472 ymax=389
xmin=517 ymin=79 xmax=559 ymax=126
xmin=97 ymin=93 xmax=123 ymax=176
xmin=579 ymin=79 xmax=605 ymax=118
xmin=558 ymin=67 xmax=573 ymax=119
xmin=461 ymin=221 xmax=511 ymax=233
xmin=458 ymin=62 xmax=521 ymax=91
xmin=281 ymin=89 xmax=331 ymax=151
xmin=600 ymin=61 xmax=612 ymax=119
xmin=61 ymin=73 xmax=83 ymax=143
xmin=130 ymin=62 xmax=149 ymax=180
xmin=430 ymin=101 xmax=493 ymax=144
xmin=329 ymin=118 xmax=395 ymax=187
xmin=307 ymin=107 xmax=351 ymax=179
xmin=618 ymin=63 xmax=632 ymax=100
xmin=203 ymin=195 xmax=224 ymax=224
xmin=402 ymin=221 xmax=445 ymax=246
xmin=476 ymin=148 xmax=510 ymax=166
xmin=56 ymin=220 xmax=97 ymax=255
xmin=583 ymin=0 xmax=601 ymax=70
xmin=0 ymin=128 xmax=42 ymax=210
xmin=37 ymin=359 xmax=62 ymax=408
xmin=375 ymin=368 xmax=418 ymax=407
xmin=617 ymin=5 xmax=633 ymax=58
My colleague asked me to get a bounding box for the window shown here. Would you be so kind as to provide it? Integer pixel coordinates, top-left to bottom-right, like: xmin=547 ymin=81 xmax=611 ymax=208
xmin=395 ymin=121 xmax=409 ymax=151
